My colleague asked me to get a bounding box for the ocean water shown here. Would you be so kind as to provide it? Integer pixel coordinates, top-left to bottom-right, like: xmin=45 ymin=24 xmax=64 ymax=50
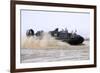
xmin=21 ymin=45 xmax=89 ymax=63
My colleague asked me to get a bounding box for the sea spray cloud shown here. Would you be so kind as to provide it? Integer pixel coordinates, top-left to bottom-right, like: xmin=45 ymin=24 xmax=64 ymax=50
xmin=21 ymin=32 xmax=70 ymax=49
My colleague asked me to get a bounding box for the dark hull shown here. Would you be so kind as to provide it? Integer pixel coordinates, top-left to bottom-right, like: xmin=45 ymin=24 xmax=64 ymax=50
xmin=56 ymin=35 xmax=84 ymax=45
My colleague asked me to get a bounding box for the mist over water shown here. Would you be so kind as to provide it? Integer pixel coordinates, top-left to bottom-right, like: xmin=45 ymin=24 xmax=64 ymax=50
xmin=21 ymin=32 xmax=70 ymax=49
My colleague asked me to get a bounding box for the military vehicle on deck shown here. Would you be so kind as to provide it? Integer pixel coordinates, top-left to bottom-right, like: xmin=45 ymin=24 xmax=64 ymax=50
xmin=26 ymin=28 xmax=84 ymax=45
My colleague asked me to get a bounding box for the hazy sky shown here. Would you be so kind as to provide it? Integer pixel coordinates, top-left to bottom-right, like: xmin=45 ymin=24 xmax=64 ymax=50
xmin=21 ymin=9 xmax=90 ymax=38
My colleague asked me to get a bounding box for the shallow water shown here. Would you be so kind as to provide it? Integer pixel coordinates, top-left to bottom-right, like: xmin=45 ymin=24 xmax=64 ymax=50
xmin=21 ymin=43 xmax=89 ymax=63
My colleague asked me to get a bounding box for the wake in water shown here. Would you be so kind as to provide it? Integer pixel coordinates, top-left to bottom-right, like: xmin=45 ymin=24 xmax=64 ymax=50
xmin=21 ymin=32 xmax=70 ymax=49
